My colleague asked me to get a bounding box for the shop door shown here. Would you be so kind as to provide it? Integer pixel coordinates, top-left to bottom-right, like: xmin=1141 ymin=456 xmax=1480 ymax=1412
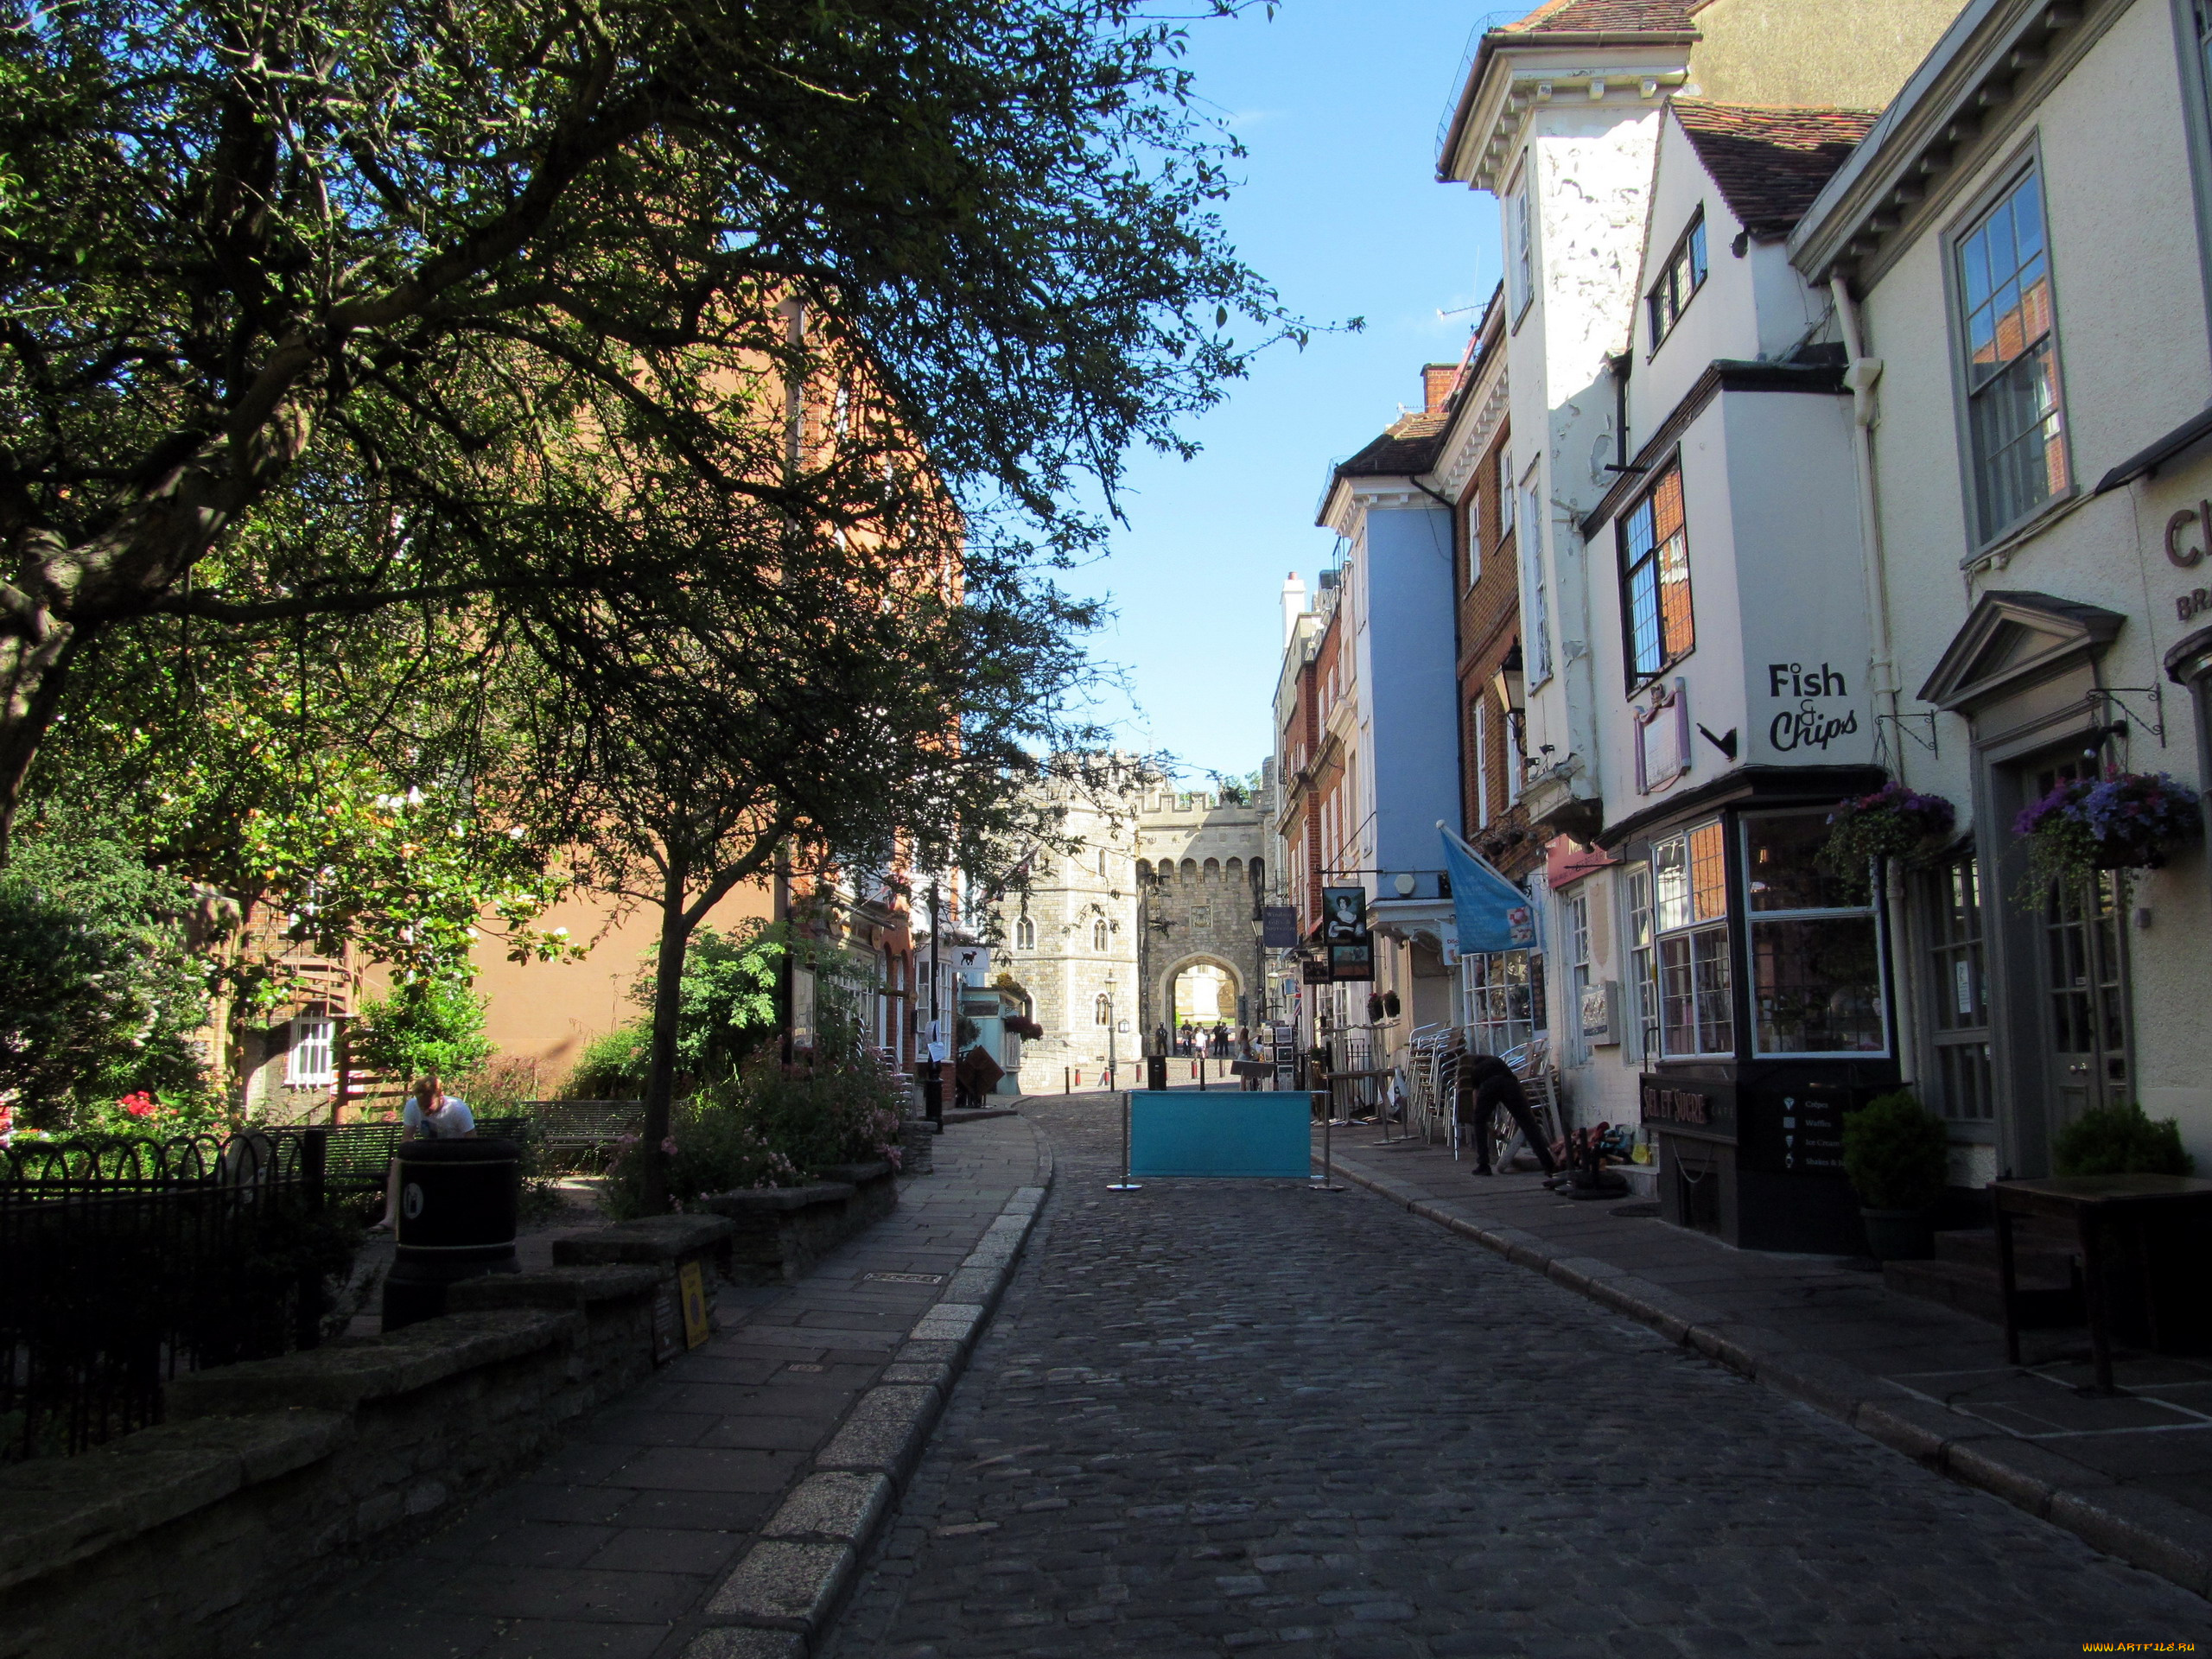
xmin=2028 ymin=758 xmax=2132 ymax=1134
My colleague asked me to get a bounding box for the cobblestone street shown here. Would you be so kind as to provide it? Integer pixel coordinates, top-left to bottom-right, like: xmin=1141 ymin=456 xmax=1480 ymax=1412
xmin=824 ymin=1095 xmax=2212 ymax=1659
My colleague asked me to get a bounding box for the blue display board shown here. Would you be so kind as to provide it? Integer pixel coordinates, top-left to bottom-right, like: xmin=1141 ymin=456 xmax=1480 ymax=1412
xmin=1125 ymin=1091 xmax=1312 ymax=1179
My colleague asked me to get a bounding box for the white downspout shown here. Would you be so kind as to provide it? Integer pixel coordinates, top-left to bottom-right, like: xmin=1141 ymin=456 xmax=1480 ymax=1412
xmin=1832 ymin=275 xmax=1918 ymax=1093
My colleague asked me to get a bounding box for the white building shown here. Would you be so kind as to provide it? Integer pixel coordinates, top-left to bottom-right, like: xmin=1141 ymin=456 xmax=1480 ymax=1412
xmin=1790 ymin=0 xmax=2212 ymax=1179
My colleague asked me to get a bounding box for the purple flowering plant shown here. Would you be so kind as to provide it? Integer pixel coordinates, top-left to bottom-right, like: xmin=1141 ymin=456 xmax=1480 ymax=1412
xmin=2012 ymin=771 xmax=2202 ymax=897
xmin=1820 ymin=782 xmax=1958 ymax=897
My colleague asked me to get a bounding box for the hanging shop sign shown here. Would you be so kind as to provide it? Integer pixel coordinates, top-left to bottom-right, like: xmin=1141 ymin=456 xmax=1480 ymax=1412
xmin=1262 ymin=906 xmax=1300 ymax=948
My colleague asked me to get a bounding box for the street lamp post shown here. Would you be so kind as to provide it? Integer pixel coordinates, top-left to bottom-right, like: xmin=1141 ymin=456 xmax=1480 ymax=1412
xmin=1103 ymin=971 xmax=1116 ymax=1092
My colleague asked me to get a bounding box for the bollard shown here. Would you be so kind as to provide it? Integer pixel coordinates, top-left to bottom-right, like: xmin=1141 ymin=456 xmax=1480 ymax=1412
xmin=1107 ymin=1090 xmax=1141 ymax=1192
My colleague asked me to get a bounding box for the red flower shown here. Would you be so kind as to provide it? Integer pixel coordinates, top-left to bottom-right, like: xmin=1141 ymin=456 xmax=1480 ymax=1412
xmin=118 ymin=1091 xmax=159 ymax=1119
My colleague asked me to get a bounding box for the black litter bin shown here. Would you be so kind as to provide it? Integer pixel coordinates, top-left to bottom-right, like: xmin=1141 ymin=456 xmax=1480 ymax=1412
xmin=381 ymin=1136 xmax=521 ymax=1332
xmin=1147 ymin=1055 xmax=1167 ymax=1092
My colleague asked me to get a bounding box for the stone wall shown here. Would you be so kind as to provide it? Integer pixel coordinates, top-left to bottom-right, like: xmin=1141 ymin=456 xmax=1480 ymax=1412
xmin=991 ymin=783 xmax=1141 ymax=1081
xmin=1136 ymin=790 xmax=1271 ymax=1041
xmin=0 ymin=1217 xmax=731 ymax=1659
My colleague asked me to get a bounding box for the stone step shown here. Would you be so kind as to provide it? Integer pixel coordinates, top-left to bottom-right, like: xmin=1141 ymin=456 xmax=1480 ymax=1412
xmin=1885 ymin=1254 xmax=2083 ymax=1329
xmin=1934 ymin=1224 xmax=2076 ymax=1274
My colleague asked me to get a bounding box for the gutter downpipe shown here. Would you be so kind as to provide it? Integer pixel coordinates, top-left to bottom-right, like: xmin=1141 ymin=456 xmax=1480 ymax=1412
xmin=1832 ymin=274 xmax=1919 ymax=1094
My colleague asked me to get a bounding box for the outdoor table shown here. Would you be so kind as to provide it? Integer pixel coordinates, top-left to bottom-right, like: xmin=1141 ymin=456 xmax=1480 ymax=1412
xmin=1993 ymin=1173 xmax=2212 ymax=1392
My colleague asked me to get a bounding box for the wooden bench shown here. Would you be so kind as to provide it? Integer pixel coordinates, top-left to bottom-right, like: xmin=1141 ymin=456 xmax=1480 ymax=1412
xmin=316 ymin=1116 xmax=532 ymax=1197
xmin=530 ymin=1100 xmax=645 ymax=1163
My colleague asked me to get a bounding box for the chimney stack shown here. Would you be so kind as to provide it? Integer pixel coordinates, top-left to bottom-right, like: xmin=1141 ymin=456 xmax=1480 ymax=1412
xmin=1281 ymin=571 xmax=1309 ymax=649
xmin=1422 ymin=363 xmax=1459 ymax=414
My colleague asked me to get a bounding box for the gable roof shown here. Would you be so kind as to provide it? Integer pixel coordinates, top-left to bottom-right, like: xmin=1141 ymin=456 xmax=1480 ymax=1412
xmin=1501 ymin=0 xmax=1699 ymax=31
xmin=1670 ymin=99 xmax=1879 ymax=238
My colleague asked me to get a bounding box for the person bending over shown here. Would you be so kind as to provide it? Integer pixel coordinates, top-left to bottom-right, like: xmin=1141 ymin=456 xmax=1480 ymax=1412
xmin=1455 ymin=1050 xmax=1558 ymax=1179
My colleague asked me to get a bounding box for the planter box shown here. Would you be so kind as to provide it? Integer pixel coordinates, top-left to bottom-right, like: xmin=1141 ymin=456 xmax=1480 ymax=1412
xmin=693 ymin=1160 xmax=898 ymax=1285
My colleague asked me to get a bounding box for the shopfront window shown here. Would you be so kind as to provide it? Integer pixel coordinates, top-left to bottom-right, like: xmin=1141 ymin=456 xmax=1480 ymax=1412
xmin=1652 ymin=820 xmax=1731 ymax=1057
xmin=1744 ymin=811 xmax=1886 ymax=1057
xmin=1464 ymin=950 xmax=1546 ymax=1056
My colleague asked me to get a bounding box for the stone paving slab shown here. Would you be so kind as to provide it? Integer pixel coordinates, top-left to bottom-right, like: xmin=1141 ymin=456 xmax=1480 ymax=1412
xmin=258 ymin=1114 xmax=1049 ymax=1659
xmin=1314 ymin=1123 xmax=2212 ymax=1601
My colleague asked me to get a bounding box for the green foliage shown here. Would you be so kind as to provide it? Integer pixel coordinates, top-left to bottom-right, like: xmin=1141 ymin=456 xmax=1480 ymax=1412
xmin=1840 ymin=1090 xmax=1950 ymax=1212
xmin=562 ymin=1027 xmax=650 ymax=1101
xmin=0 ymin=810 xmax=207 ymax=1126
xmin=645 ymin=924 xmax=785 ymax=1084
xmin=350 ymin=979 xmax=493 ymax=1083
xmin=0 ymin=0 xmax=1302 ymax=854
xmin=599 ymin=1057 xmax=906 ymax=1217
xmin=2053 ymin=1103 xmax=2196 ymax=1178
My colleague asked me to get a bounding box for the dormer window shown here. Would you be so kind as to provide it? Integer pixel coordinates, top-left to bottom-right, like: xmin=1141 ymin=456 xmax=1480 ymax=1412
xmin=1647 ymin=213 xmax=1709 ymax=346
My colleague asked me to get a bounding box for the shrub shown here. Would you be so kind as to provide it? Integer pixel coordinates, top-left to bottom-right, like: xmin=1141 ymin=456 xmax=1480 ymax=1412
xmin=351 ymin=978 xmax=493 ymax=1081
xmin=2053 ymin=1103 xmax=2195 ymax=1178
xmin=599 ymin=1054 xmax=906 ymax=1217
xmin=0 ymin=817 xmax=207 ymax=1126
xmin=1841 ymin=1090 xmax=1949 ymax=1211
xmin=462 ymin=1053 xmax=545 ymax=1114
xmin=562 ymin=1024 xmax=649 ymax=1098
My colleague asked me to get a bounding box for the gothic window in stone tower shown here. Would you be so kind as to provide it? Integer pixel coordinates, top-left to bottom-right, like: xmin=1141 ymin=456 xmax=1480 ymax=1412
xmin=1095 ymin=995 xmax=1111 ymax=1026
xmin=1097 ymin=848 xmax=1108 ymax=876
xmin=1092 ymin=918 xmax=1108 ymax=951
xmin=1015 ymin=915 xmax=1035 ymax=950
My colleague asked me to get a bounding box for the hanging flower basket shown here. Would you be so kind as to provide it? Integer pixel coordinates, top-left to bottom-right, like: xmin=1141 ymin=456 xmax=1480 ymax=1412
xmin=2013 ymin=771 xmax=2203 ymax=895
xmin=1819 ymin=782 xmax=1958 ymax=897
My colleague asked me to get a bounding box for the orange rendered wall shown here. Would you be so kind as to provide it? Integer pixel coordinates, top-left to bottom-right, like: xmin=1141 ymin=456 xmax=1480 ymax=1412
xmin=465 ymin=880 xmax=778 ymax=1081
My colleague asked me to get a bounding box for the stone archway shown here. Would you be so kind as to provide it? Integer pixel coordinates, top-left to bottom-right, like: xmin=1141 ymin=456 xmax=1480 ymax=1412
xmin=1153 ymin=951 xmax=1243 ymax=1047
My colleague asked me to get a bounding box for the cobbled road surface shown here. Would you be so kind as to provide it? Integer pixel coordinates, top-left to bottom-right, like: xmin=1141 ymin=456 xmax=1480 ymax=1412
xmin=822 ymin=1094 xmax=2212 ymax=1659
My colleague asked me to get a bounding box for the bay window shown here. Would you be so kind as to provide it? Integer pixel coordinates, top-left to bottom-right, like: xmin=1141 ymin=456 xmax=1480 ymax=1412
xmin=1652 ymin=819 xmax=1731 ymax=1057
xmin=1743 ymin=811 xmax=1886 ymax=1056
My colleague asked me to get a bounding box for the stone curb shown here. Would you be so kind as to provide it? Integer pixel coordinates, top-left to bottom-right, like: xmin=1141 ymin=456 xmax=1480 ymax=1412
xmin=686 ymin=1114 xmax=1055 ymax=1655
xmin=1322 ymin=1150 xmax=2212 ymax=1602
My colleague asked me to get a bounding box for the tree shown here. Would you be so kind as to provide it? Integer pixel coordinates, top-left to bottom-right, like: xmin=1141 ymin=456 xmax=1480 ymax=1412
xmin=528 ymin=428 xmax=1097 ymax=1208
xmin=0 ymin=0 xmax=1298 ymax=853
xmin=22 ymin=550 xmax=576 ymax=1088
xmin=0 ymin=807 xmax=207 ymax=1124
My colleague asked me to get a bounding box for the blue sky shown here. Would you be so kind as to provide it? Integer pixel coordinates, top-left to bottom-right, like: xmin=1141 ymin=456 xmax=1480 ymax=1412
xmin=1066 ymin=1 xmax=1505 ymax=783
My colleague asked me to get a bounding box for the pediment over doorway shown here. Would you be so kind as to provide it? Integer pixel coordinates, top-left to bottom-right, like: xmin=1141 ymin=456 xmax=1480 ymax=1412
xmin=1916 ymin=590 xmax=2125 ymax=715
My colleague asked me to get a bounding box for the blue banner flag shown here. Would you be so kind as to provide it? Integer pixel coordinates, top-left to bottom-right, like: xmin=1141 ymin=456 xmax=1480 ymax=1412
xmin=1437 ymin=821 xmax=1537 ymax=955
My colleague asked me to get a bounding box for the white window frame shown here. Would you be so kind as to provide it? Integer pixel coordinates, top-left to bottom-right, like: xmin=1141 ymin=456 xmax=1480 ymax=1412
xmin=1567 ymin=894 xmax=1592 ymax=1058
xmin=1650 ymin=819 xmax=1733 ymax=1059
xmin=1497 ymin=446 xmax=1515 ymax=537
xmin=1465 ymin=484 xmax=1482 ymax=588
xmin=288 ymin=1014 xmax=335 ymax=1089
xmin=1949 ymin=151 xmax=2072 ymax=546
xmin=1741 ymin=810 xmax=1891 ymax=1060
xmin=1645 ymin=211 xmax=1709 ymax=348
xmin=1509 ymin=163 xmax=1537 ymax=325
xmin=1472 ymin=697 xmax=1492 ymax=829
xmin=1522 ymin=464 xmax=1552 ymax=687
xmin=1624 ymin=864 xmax=1661 ymax=1060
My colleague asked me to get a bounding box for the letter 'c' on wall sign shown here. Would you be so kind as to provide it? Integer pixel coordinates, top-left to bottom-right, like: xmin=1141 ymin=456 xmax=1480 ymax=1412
xmin=2167 ymin=505 xmax=2209 ymax=569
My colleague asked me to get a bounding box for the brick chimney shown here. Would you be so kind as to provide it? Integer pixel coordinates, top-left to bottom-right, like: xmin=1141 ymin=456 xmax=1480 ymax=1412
xmin=1422 ymin=363 xmax=1459 ymax=414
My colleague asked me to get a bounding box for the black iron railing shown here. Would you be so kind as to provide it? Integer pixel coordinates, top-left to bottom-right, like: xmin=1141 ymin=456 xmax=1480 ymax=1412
xmin=0 ymin=1129 xmax=358 ymax=1460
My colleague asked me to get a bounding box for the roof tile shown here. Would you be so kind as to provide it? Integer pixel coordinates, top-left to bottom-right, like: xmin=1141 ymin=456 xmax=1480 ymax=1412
xmin=1335 ymin=410 xmax=1450 ymax=480
xmin=1670 ymin=99 xmax=1879 ymax=237
xmin=1502 ymin=0 xmax=1699 ymax=34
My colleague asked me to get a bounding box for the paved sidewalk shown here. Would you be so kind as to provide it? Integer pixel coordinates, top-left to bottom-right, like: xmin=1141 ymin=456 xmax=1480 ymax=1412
xmin=1319 ymin=1125 xmax=2212 ymax=1598
xmin=257 ymin=1114 xmax=1044 ymax=1659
